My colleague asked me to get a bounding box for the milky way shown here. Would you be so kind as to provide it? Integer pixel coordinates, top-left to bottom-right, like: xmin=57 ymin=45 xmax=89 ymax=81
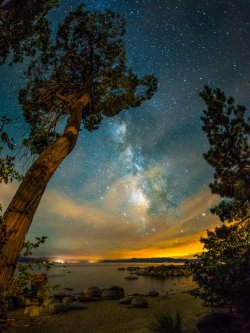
xmin=0 ymin=0 xmax=249 ymax=259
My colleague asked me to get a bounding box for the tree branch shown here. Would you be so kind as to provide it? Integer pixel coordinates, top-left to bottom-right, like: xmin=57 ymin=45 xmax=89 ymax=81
xmin=55 ymin=92 xmax=72 ymax=104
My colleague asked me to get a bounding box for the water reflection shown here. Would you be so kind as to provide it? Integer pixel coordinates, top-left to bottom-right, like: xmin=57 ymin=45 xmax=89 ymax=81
xmin=48 ymin=263 xmax=197 ymax=295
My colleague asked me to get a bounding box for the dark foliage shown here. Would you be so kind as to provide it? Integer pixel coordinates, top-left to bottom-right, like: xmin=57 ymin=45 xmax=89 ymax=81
xmin=191 ymin=222 xmax=250 ymax=318
xmin=0 ymin=117 xmax=21 ymax=185
xmin=19 ymin=4 xmax=157 ymax=155
xmin=191 ymin=87 xmax=250 ymax=320
xmin=200 ymin=86 xmax=250 ymax=222
xmin=0 ymin=0 xmax=58 ymax=64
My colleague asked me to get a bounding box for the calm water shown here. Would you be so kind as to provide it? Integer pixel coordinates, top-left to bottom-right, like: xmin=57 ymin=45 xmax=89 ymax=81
xmin=47 ymin=263 xmax=197 ymax=296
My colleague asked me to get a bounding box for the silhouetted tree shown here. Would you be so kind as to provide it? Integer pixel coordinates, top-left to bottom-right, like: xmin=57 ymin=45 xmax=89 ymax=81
xmin=200 ymin=86 xmax=250 ymax=222
xmin=191 ymin=87 xmax=250 ymax=320
xmin=0 ymin=0 xmax=58 ymax=64
xmin=191 ymin=223 xmax=250 ymax=317
xmin=0 ymin=4 xmax=157 ymax=293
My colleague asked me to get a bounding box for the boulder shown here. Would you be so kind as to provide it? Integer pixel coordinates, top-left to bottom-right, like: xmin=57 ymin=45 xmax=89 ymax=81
xmin=48 ymin=303 xmax=70 ymax=314
xmin=101 ymin=286 xmax=125 ymax=300
xmin=148 ymin=290 xmax=159 ymax=297
xmin=69 ymin=302 xmax=87 ymax=310
xmin=118 ymin=297 xmax=133 ymax=304
xmin=82 ymin=286 xmax=102 ymax=298
xmin=197 ymin=312 xmax=233 ymax=333
xmin=130 ymin=296 xmax=148 ymax=308
xmin=62 ymin=296 xmax=77 ymax=305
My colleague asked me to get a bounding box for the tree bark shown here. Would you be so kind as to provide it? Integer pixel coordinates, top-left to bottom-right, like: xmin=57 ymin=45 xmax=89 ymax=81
xmin=0 ymin=94 xmax=90 ymax=291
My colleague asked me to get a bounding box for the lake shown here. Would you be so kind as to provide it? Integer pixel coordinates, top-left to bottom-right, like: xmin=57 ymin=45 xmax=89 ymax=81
xmin=47 ymin=263 xmax=197 ymax=295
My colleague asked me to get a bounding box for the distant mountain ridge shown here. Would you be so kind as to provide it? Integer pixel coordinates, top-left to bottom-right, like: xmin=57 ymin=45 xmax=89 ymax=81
xmin=99 ymin=257 xmax=195 ymax=263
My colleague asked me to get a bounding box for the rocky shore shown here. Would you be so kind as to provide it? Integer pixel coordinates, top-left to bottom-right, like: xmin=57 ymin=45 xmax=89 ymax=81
xmin=8 ymin=284 xmax=166 ymax=316
xmin=8 ymin=291 xmax=212 ymax=333
xmin=125 ymin=264 xmax=191 ymax=278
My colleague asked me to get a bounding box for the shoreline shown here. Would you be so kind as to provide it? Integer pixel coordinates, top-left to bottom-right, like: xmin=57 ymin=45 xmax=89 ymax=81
xmin=8 ymin=291 xmax=211 ymax=333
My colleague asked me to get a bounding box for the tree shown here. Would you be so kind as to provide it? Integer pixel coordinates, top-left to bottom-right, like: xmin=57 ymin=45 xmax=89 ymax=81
xmin=0 ymin=4 xmax=157 ymax=291
xmin=0 ymin=0 xmax=58 ymax=64
xmin=191 ymin=223 xmax=250 ymax=317
xmin=200 ymin=86 xmax=250 ymax=222
xmin=191 ymin=87 xmax=250 ymax=321
xmin=0 ymin=118 xmax=22 ymax=329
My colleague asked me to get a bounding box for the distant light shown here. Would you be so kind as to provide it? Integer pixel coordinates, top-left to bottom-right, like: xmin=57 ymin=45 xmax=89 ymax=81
xmin=55 ymin=258 xmax=65 ymax=264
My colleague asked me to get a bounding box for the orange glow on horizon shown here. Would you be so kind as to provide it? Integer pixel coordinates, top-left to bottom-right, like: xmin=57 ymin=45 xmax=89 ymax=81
xmin=54 ymin=230 xmax=208 ymax=261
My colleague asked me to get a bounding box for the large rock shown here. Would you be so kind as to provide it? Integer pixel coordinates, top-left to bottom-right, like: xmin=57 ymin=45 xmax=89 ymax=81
xmin=148 ymin=290 xmax=159 ymax=297
xmin=62 ymin=296 xmax=77 ymax=305
xmin=118 ymin=297 xmax=133 ymax=304
xmin=197 ymin=313 xmax=233 ymax=333
xmin=78 ymin=296 xmax=100 ymax=302
xmin=130 ymin=296 xmax=148 ymax=308
xmin=81 ymin=286 xmax=102 ymax=298
xmin=48 ymin=303 xmax=70 ymax=314
xmin=69 ymin=302 xmax=87 ymax=310
xmin=101 ymin=286 xmax=125 ymax=300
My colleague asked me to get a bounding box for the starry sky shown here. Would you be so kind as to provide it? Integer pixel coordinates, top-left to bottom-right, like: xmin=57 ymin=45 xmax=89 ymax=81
xmin=0 ymin=0 xmax=250 ymax=260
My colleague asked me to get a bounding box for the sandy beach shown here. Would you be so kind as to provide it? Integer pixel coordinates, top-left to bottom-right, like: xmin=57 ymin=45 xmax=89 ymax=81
xmin=8 ymin=292 xmax=211 ymax=333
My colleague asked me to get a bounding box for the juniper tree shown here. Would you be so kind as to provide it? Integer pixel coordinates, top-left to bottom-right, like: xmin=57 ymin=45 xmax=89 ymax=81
xmin=0 ymin=4 xmax=157 ymax=290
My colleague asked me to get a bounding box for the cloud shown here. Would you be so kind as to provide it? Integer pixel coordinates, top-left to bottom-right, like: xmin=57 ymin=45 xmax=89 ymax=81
xmin=0 ymin=175 xmax=220 ymax=260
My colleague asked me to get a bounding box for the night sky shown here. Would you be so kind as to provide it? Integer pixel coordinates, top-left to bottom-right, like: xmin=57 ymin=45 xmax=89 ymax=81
xmin=1 ymin=0 xmax=250 ymax=261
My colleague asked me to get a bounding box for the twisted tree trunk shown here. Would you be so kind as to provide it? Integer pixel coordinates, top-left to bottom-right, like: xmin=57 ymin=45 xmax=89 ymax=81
xmin=0 ymin=94 xmax=89 ymax=291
